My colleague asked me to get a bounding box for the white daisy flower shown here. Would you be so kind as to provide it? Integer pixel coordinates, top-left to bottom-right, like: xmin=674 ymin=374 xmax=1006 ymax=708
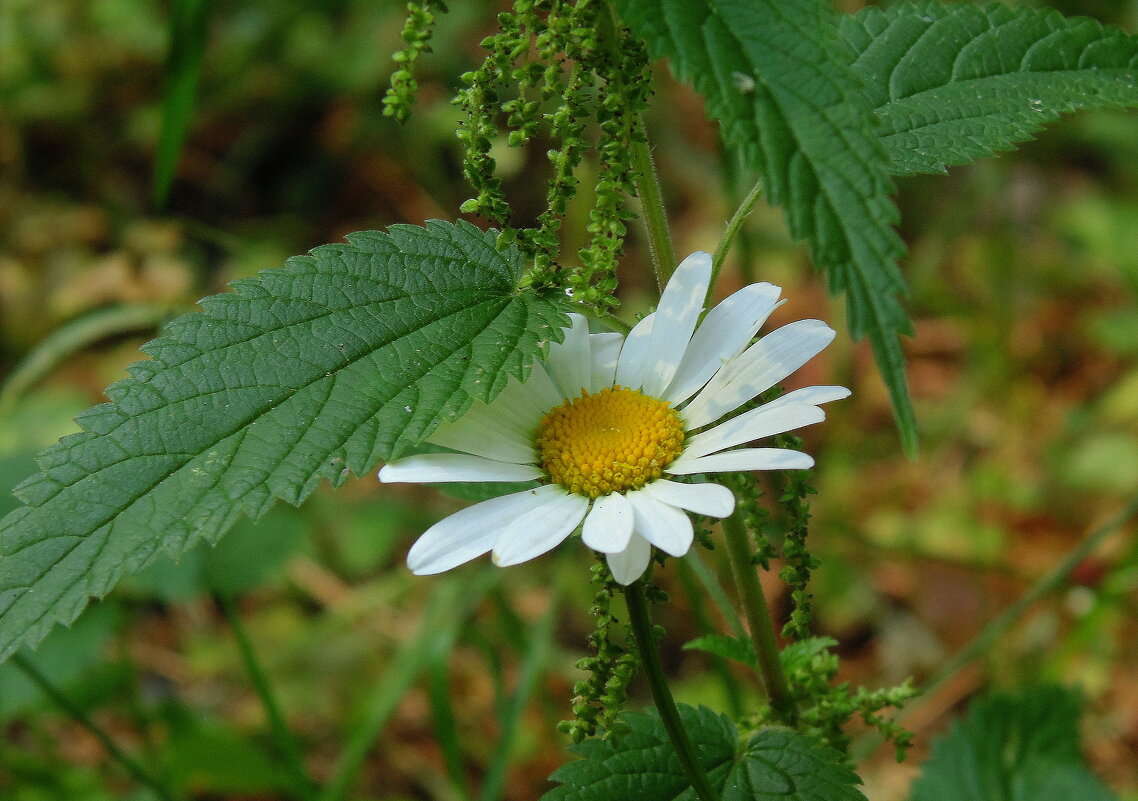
xmin=379 ymin=252 xmax=849 ymax=585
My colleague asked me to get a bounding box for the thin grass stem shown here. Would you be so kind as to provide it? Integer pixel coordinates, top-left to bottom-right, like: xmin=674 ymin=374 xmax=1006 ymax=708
xmin=218 ymin=594 xmax=317 ymax=801
xmin=12 ymin=652 xmax=181 ymax=801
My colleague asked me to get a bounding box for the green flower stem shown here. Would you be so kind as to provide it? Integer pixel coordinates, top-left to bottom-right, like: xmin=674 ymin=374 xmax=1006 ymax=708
xmin=628 ymin=130 xmax=677 ymax=291
xmin=11 ymin=652 xmax=181 ymax=801
xmin=598 ymin=310 xmax=632 ymax=335
xmin=722 ymin=512 xmax=798 ymax=725
xmin=623 ymin=580 xmax=721 ymax=801
xmin=218 ymin=595 xmax=318 ymax=801
xmin=710 ymin=176 xmax=764 ymax=305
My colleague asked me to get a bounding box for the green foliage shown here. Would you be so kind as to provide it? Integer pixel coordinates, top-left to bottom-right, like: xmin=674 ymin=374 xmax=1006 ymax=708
xmin=685 ymin=634 xmax=916 ymax=760
xmin=383 ymin=1 xmax=449 ymax=123
xmin=772 ymin=438 xmax=818 ymax=641
xmin=561 ymin=560 xmax=639 ymax=743
xmin=154 ymin=0 xmax=212 ymax=207
xmin=683 ymin=632 xmax=757 ymax=668
xmin=911 ymin=686 xmax=1115 ymax=801
xmin=841 ymin=2 xmax=1138 ymax=176
xmin=0 ymin=220 xmax=573 ymax=663
xmin=545 ymin=703 xmax=866 ymax=801
xmin=613 ymin=0 xmax=916 ymax=455
xmin=454 ymin=0 xmax=649 ymax=311
xmin=0 ymin=604 xmax=120 ymax=721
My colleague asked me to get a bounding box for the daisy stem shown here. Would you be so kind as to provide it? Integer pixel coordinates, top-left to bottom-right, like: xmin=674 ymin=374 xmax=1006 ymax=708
xmin=710 ymin=176 xmax=764 ymax=306
xmin=624 ymin=580 xmax=721 ymax=801
xmin=722 ymin=513 xmax=799 ymax=726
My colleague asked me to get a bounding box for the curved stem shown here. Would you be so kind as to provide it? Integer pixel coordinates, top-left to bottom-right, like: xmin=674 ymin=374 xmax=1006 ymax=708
xmin=598 ymin=310 xmax=632 ymax=335
xmin=0 ymin=304 xmax=171 ymax=419
xmin=218 ymin=595 xmax=318 ymax=801
xmin=722 ymin=513 xmax=798 ymax=725
xmin=710 ymin=176 xmax=764 ymax=306
xmin=12 ymin=653 xmax=181 ymax=801
xmin=623 ymin=581 xmax=721 ymax=801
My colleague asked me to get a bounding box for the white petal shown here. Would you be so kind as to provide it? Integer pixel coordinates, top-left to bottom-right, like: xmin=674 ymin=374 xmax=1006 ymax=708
xmin=615 ymin=252 xmax=712 ymax=395
xmin=547 ymin=314 xmax=592 ymax=399
xmin=522 ymin=357 xmax=568 ymax=406
xmin=612 ymin=311 xmax=656 ymax=392
xmin=483 ymin=367 xmax=560 ymax=431
xmin=407 ymin=487 xmax=554 ymax=574
xmin=427 ymin=403 xmax=537 ymax=464
xmin=768 ymin=385 xmax=852 ymax=407
xmin=682 ymin=319 xmax=836 ymax=429
xmin=379 ymin=453 xmax=542 ymax=483
xmin=668 ymin=447 xmax=814 ymax=474
xmin=682 ymin=404 xmax=826 ymax=461
xmin=681 ymin=384 xmax=849 ymax=461
xmin=641 ymin=479 xmax=735 ymax=518
xmin=606 ymin=532 xmax=652 ymax=585
xmin=664 ymin=282 xmax=784 ymax=405
xmin=588 ymin=332 xmax=623 ymax=392
xmin=492 ymin=489 xmax=589 ymax=566
xmin=627 ymin=491 xmax=694 ymax=557
xmin=581 ymin=492 xmax=634 ymax=553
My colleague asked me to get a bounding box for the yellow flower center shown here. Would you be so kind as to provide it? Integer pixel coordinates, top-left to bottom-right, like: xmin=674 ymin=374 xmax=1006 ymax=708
xmin=535 ymin=386 xmax=686 ymax=499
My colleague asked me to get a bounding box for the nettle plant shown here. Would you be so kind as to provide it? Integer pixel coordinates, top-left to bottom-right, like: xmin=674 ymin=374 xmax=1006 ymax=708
xmin=2 ymin=1 xmax=1137 ymax=799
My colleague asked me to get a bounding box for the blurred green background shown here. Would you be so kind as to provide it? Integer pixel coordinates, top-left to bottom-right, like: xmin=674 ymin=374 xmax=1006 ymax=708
xmin=1 ymin=0 xmax=1137 ymax=798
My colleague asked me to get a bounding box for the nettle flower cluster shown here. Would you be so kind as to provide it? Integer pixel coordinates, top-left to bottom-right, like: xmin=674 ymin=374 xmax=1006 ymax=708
xmin=380 ymin=252 xmax=848 ymax=583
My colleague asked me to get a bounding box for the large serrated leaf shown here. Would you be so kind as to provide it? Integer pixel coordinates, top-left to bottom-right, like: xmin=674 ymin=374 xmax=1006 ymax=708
xmin=0 ymin=220 xmax=572 ymax=663
xmin=911 ymin=686 xmax=1115 ymax=801
xmin=614 ymin=0 xmax=917 ymax=455
xmin=543 ymin=703 xmax=865 ymax=801
xmin=723 ymin=728 xmax=864 ymax=801
xmin=841 ymin=2 xmax=1138 ymax=175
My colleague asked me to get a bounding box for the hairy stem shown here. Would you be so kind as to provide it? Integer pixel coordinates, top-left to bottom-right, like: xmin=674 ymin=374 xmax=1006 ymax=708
xmin=628 ymin=131 xmax=677 ymax=291
xmin=624 ymin=580 xmax=721 ymax=801
xmin=12 ymin=652 xmax=181 ymax=801
xmin=722 ymin=513 xmax=798 ymax=725
xmin=218 ymin=595 xmax=318 ymax=801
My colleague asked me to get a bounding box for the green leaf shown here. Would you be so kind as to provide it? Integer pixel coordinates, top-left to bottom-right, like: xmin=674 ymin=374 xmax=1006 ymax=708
xmin=722 ymin=728 xmax=864 ymax=801
xmin=543 ymin=705 xmax=738 ymax=801
xmin=544 ymin=704 xmax=866 ymax=801
xmin=614 ymin=0 xmax=917 ymax=455
xmin=840 ymin=2 xmax=1138 ymax=176
xmin=911 ymin=686 xmax=1116 ymax=801
xmin=154 ymin=0 xmax=213 ymax=207
xmin=683 ymin=633 xmax=757 ymax=668
xmin=0 ymin=220 xmax=572 ymax=663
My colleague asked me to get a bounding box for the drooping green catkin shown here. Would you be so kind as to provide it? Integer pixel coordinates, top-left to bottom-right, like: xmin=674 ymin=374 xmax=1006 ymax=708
xmin=559 ymin=559 xmax=638 ymax=742
xmin=383 ymin=2 xmax=449 ymax=123
xmin=451 ymin=0 xmax=654 ymax=314
xmin=774 ymin=431 xmax=821 ymax=642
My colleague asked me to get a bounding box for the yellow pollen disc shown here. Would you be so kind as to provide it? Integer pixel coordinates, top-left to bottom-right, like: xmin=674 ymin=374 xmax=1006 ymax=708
xmin=535 ymin=386 xmax=686 ymax=499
